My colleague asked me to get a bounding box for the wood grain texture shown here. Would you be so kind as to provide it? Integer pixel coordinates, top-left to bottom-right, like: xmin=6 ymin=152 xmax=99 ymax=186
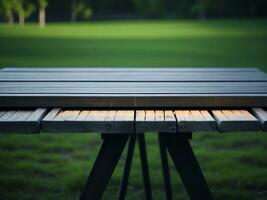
xmin=0 ymin=68 xmax=267 ymax=108
xmin=42 ymin=109 xmax=134 ymax=133
xmin=211 ymin=110 xmax=260 ymax=132
xmin=0 ymin=107 xmax=262 ymax=134
xmin=135 ymin=110 xmax=177 ymax=133
xmin=1 ymin=71 xmax=266 ymax=81
xmin=174 ymin=110 xmax=216 ymax=132
xmin=0 ymin=108 xmax=48 ymax=133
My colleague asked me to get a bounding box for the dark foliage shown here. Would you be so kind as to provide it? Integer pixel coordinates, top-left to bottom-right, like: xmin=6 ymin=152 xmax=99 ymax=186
xmin=1 ymin=0 xmax=267 ymax=21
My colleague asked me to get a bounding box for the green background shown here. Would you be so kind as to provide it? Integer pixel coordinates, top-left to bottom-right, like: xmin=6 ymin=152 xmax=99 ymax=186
xmin=0 ymin=20 xmax=267 ymax=200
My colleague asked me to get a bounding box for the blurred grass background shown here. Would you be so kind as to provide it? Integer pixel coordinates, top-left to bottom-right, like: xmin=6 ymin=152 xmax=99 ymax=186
xmin=0 ymin=20 xmax=267 ymax=69
xmin=0 ymin=19 xmax=267 ymax=200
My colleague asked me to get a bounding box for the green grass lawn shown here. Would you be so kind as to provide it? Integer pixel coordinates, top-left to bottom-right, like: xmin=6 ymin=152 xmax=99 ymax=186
xmin=0 ymin=19 xmax=267 ymax=69
xmin=0 ymin=19 xmax=267 ymax=200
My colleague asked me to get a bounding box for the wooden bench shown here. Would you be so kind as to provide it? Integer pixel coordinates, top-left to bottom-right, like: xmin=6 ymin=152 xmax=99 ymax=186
xmin=1 ymin=67 xmax=267 ymax=200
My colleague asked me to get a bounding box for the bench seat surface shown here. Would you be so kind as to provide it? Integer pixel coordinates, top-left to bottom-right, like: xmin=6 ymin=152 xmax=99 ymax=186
xmin=0 ymin=68 xmax=267 ymax=107
xmin=0 ymin=108 xmax=266 ymax=133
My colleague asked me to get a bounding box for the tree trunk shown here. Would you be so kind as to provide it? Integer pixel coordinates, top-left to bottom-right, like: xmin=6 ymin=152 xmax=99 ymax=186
xmin=71 ymin=0 xmax=77 ymax=22
xmin=39 ymin=7 xmax=46 ymax=28
xmin=19 ymin=14 xmax=25 ymax=26
xmin=8 ymin=14 xmax=14 ymax=25
xmin=71 ymin=10 xmax=77 ymax=22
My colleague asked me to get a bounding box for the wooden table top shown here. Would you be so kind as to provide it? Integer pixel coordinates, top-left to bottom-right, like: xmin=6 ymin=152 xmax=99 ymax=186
xmin=0 ymin=68 xmax=267 ymax=108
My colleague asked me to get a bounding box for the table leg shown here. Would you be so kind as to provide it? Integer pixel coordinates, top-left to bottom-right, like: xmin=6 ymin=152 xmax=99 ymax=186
xmin=158 ymin=133 xmax=173 ymax=200
xmin=138 ymin=133 xmax=152 ymax=200
xmin=161 ymin=133 xmax=213 ymax=200
xmin=80 ymin=134 xmax=129 ymax=200
xmin=118 ymin=134 xmax=136 ymax=200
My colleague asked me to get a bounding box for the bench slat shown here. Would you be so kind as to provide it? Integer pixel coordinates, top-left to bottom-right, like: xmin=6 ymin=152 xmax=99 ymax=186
xmin=105 ymin=110 xmax=116 ymax=121
xmin=42 ymin=108 xmax=61 ymax=121
xmin=1 ymin=68 xmax=266 ymax=82
xmin=211 ymin=110 xmax=260 ymax=132
xmin=135 ymin=110 xmax=176 ymax=133
xmin=26 ymin=108 xmax=48 ymax=122
xmin=252 ymin=108 xmax=267 ymax=131
xmin=85 ymin=111 xmax=108 ymax=121
xmin=174 ymin=110 xmax=216 ymax=132
xmin=136 ymin=110 xmax=146 ymax=121
xmin=42 ymin=110 xmax=134 ymax=133
xmin=0 ymin=111 xmax=16 ymax=121
xmin=164 ymin=111 xmax=176 ymax=122
xmin=76 ymin=110 xmax=90 ymax=121
xmin=0 ymin=108 xmax=47 ymax=133
xmin=0 ymin=111 xmax=7 ymax=118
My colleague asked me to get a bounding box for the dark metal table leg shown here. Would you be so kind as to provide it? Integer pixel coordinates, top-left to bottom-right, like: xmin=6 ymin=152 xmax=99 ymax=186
xmin=161 ymin=133 xmax=213 ymax=200
xmin=118 ymin=134 xmax=136 ymax=200
xmin=138 ymin=133 xmax=152 ymax=200
xmin=80 ymin=134 xmax=129 ymax=200
xmin=158 ymin=133 xmax=173 ymax=200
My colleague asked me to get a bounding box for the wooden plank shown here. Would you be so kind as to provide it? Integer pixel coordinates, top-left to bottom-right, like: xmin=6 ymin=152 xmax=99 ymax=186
xmin=0 ymin=111 xmax=7 ymax=118
xmin=12 ymin=111 xmax=32 ymax=121
xmin=190 ymin=110 xmax=204 ymax=121
xmin=1 ymin=82 xmax=267 ymax=93
xmin=164 ymin=110 xmax=176 ymax=122
xmin=1 ymin=71 xmax=266 ymax=81
xmin=174 ymin=110 xmax=216 ymax=132
xmin=211 ymin=110 xmax=260 ymax=132
xmin=135 ymin=110 xmax=176 ymax=133
xmin=26 ymin=108 xmax=48 ymax=123
xmin=64 ymin=110 xmax=80 ymax=121
xmin=123 ymin=111 xmax=135 ymax=121
xmin=4 ymin=110 xmax=31 ymax=121
xmin=76 ymin=110 xmax=90 ymax=121
xmin=0 ymin=108 xmax=48 ymax=133
xmin=200 ymin=110 xmax=214 ymax=121
xmin=1 ymin=95 xmax=267 ymax=108
xmin=42 ymin=108 xmax=61 ymax=121
xmin=0 ymin=111 xmax=16 ymax=121
xmin=54 ymin=110 xmax=76 ymax=121
xmin=42 ymin=109 xmax=134 ymax=134
xmin=136 ymin=110 xmax=145 ymax=121
xmin=105 ymin=110 xmax=116 ymax=121
xmin=86 ymin=111 xmax=108 ymax=121
xmin=145 ymin=110 xmax=155 ymax=121
xmin=252 ymin=108 xmax=267 ymax=131
xmin=155 ymin=111 xmax=165 ymax=121
xmin=174 ymin=110 xmax=185 ymax=121
xmin=115 ymin=111 xmax=128 ymax=121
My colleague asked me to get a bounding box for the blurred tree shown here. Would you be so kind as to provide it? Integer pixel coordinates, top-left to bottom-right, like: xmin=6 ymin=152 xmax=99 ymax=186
xmin=191 ymin=0 xmax=211 ymax=19
xmin=134 ymin=0 xmax=164 ymax=17
xmin=165 ymin=0 xmax=194 ymax=18
xmin=1 ymin=0 xmax=267 ymax=22
xmin=0 ymin=0 xmax=15 ymax=25
xmin=14 ymin=0 xmax=35 ymax=26
xmin=38 ymin=0 xmax=48 ymax=28
xmin=71 ymin=0 xmax=92 ymax=22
